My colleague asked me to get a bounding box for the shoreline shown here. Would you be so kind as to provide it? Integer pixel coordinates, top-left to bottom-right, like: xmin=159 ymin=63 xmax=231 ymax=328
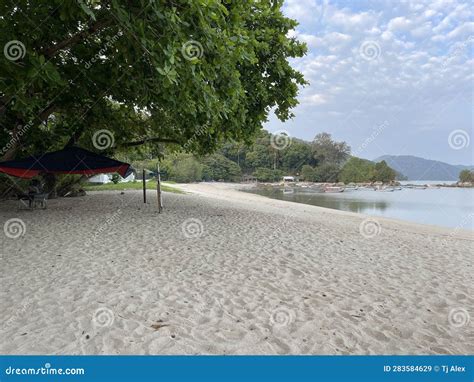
xmin=1 ymin=186 xmax=472 ymax=355
xmin=175 ymin=182 xmax=474 ymax=240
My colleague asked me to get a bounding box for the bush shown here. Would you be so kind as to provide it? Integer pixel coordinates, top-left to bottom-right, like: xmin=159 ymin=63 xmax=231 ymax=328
xmin=253 ymin=167 xmax=283 ymax=182
xmin=201 ymin=154 xmax=241 ymax=182
xmin=160 ymin=153 xmax=203 ymax=183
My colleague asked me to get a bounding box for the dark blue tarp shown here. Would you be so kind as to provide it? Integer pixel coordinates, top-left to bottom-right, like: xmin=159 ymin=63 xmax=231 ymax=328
xmin=0 ymin=146 xmax=132 ymax=179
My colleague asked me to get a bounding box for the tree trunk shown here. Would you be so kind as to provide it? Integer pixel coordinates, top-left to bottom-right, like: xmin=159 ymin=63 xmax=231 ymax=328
xmin=42 ymin=173 xmax=58 ymax=199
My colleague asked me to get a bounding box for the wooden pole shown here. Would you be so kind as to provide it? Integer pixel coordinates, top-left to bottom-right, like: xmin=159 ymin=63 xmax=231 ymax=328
xmin=142 ymin=169 xmax=146 ymax=203
xmin=156 ymin=163 xmax=163 ymax=213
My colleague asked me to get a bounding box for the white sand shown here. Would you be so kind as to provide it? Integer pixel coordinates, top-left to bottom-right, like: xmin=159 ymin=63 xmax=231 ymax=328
xmin=0 ymin=183 xmax=473 ymax=355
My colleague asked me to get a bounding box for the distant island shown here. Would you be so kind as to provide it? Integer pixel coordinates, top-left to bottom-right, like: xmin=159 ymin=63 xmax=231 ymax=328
xmin=374 ymin=155 xmax=473 ymax=181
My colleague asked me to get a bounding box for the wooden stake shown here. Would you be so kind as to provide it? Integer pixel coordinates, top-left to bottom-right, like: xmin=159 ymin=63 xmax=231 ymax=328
xmin=157 ymin=163 xmax=163 ymax=213
xmin=142 ymin=169 xmax=146 ymax=203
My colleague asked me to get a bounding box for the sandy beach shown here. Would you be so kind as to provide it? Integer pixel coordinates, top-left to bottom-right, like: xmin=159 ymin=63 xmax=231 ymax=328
xmin=1 ymin=183 xmax=473 ymax=355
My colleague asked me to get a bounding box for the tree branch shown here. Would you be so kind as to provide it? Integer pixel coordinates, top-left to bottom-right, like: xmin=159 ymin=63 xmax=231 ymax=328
xmin=65 ymin=124 xmax=87 ymax=148
xmin=43 ymin=18 xmax=113 ymax=58
xmin=121 ymin=137 xmax=180 ymax=147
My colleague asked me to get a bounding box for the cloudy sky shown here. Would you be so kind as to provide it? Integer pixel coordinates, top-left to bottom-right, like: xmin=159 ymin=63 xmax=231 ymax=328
xmin=265 ymin=0 xmax=473 ymax=165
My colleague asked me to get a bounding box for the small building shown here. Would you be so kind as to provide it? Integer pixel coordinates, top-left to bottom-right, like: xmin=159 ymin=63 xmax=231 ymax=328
xmin=283 ymin=176 xmax=295 ymax=182
xmin=88 ymin=172 xmax=135 ymax=184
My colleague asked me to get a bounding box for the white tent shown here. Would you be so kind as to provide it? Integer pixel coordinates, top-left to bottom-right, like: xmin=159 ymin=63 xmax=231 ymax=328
xmin=88 ymin=174 xmax=111 ymax=184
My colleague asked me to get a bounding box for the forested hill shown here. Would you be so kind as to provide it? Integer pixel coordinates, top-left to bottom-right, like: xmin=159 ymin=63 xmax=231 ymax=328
xmin=374 ymin=155 xmax=473 ymax=181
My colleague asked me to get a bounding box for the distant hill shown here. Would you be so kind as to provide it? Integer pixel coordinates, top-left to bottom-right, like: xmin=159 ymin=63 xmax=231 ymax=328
xmin=373 ymin=155 xmax=473 ymax=181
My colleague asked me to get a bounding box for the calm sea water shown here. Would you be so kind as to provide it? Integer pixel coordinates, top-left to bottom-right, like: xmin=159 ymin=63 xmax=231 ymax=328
xmin=246 ymin=181 xmax=474 ymax=230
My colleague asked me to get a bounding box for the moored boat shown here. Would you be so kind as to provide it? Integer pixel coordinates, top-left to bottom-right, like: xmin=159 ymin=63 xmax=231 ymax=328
xmin=324 ymin=186 xmax=345 ymax=193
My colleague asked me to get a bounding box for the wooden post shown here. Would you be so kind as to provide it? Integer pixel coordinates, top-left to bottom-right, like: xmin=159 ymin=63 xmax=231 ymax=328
xmin=142 ymin=169 xmax=146 ymax=203
xmin=156 ymin=163 xmax=163 ymax=213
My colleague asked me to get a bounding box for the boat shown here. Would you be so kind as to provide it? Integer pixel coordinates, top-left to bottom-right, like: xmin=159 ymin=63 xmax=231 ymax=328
xmin=344 ymin=186 xmax=359 ymax=191
xmin=324 ymin=186 xmax=344 ymax=193
xmin=402 ymin=184 xmax=427 ymax=190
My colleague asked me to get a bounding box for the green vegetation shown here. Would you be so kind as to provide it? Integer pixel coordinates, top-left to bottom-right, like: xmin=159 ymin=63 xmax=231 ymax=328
xmin=1 ymin=1 xmax=306 ymax=161
xmin=339 ymin=158 xmax=396 ymax=184
xmin=459 ymin=169 xmax=474 ymax=183
xmin=0 ymin=2 xmax=397 ymax=188
xmin=136 ymin=130 xmax=396 ymax=184
xmin=339 ymin=158 xmax=375 ymax=183
xmin=373 ymin=161 xmax=397 ymax=183
xmin=202 ymin=154 xmax=242 ymax=182
xmin=84 ymin=181 xmax=183 ymax=194
xmin=253 ymin=168 xmax=284 ymax=182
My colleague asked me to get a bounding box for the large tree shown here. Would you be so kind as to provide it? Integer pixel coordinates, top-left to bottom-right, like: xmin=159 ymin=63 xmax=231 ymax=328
xmin=311 ymin=132 xmax=350 ymax=167
xmin=0 ymin=0 xmax=306 ymax=161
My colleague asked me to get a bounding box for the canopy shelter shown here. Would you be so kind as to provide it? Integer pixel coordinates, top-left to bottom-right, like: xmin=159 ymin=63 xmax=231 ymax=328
xmin=0 ymin=146 xmax=132 ymax=179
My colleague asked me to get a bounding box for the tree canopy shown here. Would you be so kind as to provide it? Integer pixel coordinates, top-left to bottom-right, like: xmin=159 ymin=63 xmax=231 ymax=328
xmin=0 ymin=0 xmax=306 ymax=161
xmin=339 ymin=157 xmax=396 ymax=184
xmin=459 ymin=169 xmax=474 ymax=183
xmin=129 ymin=130 xmax=397 ymax=184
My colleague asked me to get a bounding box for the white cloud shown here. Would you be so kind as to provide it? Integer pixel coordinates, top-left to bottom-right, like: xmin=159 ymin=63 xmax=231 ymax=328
xmin=387 ymin=16 xmax=412 ymax=32
xmin=327 ymin=8 xmax=378 ymax=30
xmin=266 ymin=0 xmax=473 ymax=164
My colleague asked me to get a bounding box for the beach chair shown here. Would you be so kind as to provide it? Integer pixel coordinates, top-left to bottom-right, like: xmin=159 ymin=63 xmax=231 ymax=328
xmin=18 ymin=192 xmax=48 ymax=209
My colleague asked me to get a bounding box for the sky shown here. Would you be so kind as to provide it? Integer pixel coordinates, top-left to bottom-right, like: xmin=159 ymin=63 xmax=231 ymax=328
xmin=264 ymin=0 xmax=473 ymax=165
